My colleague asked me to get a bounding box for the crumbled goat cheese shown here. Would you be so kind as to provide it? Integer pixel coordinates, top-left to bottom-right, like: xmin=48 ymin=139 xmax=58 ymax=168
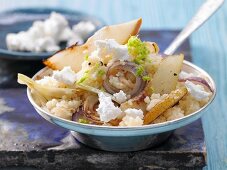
xmin=72 ymin=21 xmax=96 ymax=39
xmin=95 ymin=39 xmax=130 ymax=61
xmin=113 ymin=90 xmax=127 ymax=103
xmin=124 ymin=108 xmax=144 ymax=119
xmin=185 ymin=80 xmax=210 ymax=100
xmin=6 ymin=12 xmax=95 ymax=52
xmin=146 ymin=93 xmax=168 ymax=111
xmin=96 ymin=92 xmax=122 ymax=122
xmin=179 ymin=71 xmax=195 ymax=79
xmin=36 ymin=76 xmax=64 ymax=88
xmin=119 ymin=115 xmax=143 ymax=126
xmin=45 ymin=98 xmax=81 ymax=120
xmin=144 ymin=96 xmax=150 ymax=104
xmin=52 ymin=66 xmax=77 ymax=85
xmin=119 ymin=108 xmax=144 ymax=127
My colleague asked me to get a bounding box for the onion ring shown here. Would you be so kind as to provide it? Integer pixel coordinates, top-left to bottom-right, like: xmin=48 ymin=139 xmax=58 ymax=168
xmin=179 ymin=76 xmax=213 ymax=92
xmin=103 ymin=61 xmax=147 ymax=98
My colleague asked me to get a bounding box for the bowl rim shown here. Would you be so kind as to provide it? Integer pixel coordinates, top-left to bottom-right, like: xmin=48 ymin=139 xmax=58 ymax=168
xmin=27 ymin=60 xmax=216 ymax=130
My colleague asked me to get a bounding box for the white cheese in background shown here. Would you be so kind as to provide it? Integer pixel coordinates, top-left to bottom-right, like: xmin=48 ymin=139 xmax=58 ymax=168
xmin=52 ymin=66 xmax=77 ymax=85
xmin=36 ymin=37 xmax=59 ymax=52
xmin=96 ymin=92 xmax=122 ymax=122
xmin=6 ymin=12 xmax=65 ymax=52
xmin=6 ymin=12 xmax=96 ymax=52
xmin=59 ymin=27 xmax=74 ymax=42
xmin=43 ymin=12 xmax=68 ymax=41
xmin=185 ymin=80 xmax=211 ymax=100
xmin=72 ymin=21 xmax=96 ymax=39
xmin=28 ymin=21 xmax=45 ymax=39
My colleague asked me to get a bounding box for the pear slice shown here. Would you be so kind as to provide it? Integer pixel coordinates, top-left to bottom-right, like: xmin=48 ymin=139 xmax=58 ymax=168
xmin=44 ymin=18 xmax=142 ymax=72
xmin=152 ymin=54 xmax=184 ymax=94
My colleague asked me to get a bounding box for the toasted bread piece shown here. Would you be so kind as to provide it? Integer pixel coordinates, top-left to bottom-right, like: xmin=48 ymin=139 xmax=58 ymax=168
xmin=44 ymin=18 xmax=142 ymax=72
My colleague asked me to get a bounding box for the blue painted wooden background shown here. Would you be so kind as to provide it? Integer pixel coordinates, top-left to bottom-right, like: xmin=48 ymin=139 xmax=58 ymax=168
xmin=0 ymin=0 xmax=226 ymax=169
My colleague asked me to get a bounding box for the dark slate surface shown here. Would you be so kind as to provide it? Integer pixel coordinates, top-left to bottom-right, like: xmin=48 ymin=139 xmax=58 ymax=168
xmin=0 ymin=31 xmax=205 ymax=170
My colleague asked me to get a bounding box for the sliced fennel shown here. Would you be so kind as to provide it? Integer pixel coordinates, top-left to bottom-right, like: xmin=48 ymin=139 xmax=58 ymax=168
xmin=18 ymin=73 xmax=119 ymax=104
xmin=18 ymin=73 xmax=78 ymax=100
xmin=30 ymin=88 xmax=48 ymax=107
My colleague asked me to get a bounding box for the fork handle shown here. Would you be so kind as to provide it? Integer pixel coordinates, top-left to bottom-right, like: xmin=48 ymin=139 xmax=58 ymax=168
xmin=164 ymin=0 xmax=224 ymax=55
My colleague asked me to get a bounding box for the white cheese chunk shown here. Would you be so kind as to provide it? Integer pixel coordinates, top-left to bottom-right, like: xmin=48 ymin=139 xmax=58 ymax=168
xmin=124 ymin=108 xmax=144 ymax=119
xmin=113 ymin=90 xmax=127 ymax=104
xmin=185 ymin=80 xmax=210 ymax=100
xmin=119 ymin=108 xmax=144 ymax=127
xmin=96 ymin=92 xmax=122 ymax=122
xmin=52 ymin=66 xmax=77 ymax=85
xmin=95 ymin=39 xmax=130 ymax=61
xmin=119 ymin=115 xmax=143 ymax=126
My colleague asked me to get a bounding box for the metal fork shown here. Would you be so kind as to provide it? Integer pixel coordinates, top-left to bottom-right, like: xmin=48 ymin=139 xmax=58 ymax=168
xmin=164 ymin=0 xmax=224 ymax=55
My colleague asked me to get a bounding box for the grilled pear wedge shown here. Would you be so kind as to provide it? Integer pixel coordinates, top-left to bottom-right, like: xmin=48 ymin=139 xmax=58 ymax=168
xmin=152 ymin=54 xmax=184 ymax=94
xmin=144 ymin=86 xmax=188 ymax=125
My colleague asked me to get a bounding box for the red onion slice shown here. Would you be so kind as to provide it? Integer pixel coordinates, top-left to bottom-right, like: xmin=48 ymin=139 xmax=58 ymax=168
xmin=179 ymin=76 xmax=213 ymax=92
xmin=72 ymin=107 xmax=84 ymax=122
xmin=103 ymin=61 xmax=147 ymax=98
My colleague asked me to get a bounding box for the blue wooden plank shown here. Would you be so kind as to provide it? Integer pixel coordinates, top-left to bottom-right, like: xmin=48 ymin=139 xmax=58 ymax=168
xmin=0 ymin=0 xmax=227 ymax=169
